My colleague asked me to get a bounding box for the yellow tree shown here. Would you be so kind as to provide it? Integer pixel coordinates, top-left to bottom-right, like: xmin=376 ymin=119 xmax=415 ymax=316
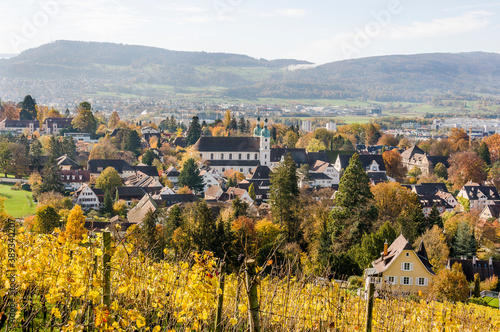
xmin=62 ymin=205 xmax=87 ymax=242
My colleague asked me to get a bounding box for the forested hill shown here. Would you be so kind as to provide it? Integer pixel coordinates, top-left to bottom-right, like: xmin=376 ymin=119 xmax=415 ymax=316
xmin=1 ymin=41 xmax=500 ymax=102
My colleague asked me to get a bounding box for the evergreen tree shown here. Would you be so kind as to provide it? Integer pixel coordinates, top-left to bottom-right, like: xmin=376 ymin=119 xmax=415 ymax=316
xmin=141 ymin=208 xmax=162 ymax=260
xmin=248 ymin=183 xmax=256 ymax=201
xmin=238 ymin=118 xmax=246 ymax=132
xmin=434 ymin=162 xmax=448 ymax=179
xmin=29 ymin=137 xmax=43 ymax=170
xmin=353 ymin=221 xmax=398 ymax=270
xmin=231 ymin=196 xmax=248 ymax=219
xmin=121 ymin=128 xmax=141 ymax=155
xmin=477 ymin=142 xmax=491 ymax=166
xmin=49 ymin=136 xmax=62 ymax=159
xmin=451 ymin=221 xmax=477 ymax=258
xmin=427 ymin=204 xmax=444 ymax=229
xmin=330 ymin=153 xmax=378 ymax=249
xmin=40 ymin=157 xmax=64 ymax=194
xmin=178 ymin=158 xmax=204 ymax=193
xmin=398 ymin=202 xmax=426 ymax=245
xmin=229 ymin=116 xmax=238 ymax=131
xmin=226 ymin=176 xmax=236 ymax=188
xmin=61 ymin=136 xmax=77 ymax=160
xmin=19 ymin=95 xmax=37 ymax=120
xmin=269 ymin=153 xmax=299 ymax=242
xmin=102 ymin=190 xmax=114 ymax=216
xmin=165 ymin=204 xmax=183 ymax=247
xmin=190 ymin=200 xmax=218 ymax=252
xmin=186 ymin=116 xmax=202 ymax=146
xmin=72 ymin=102 xmax=97 ymax=135
xmin=142 ymin=149 xmax=157 ymax=166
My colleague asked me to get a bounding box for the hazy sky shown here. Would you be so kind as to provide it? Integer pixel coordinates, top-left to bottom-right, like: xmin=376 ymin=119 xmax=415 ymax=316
xmin=1 ymin=0 xmax=500 ymax=64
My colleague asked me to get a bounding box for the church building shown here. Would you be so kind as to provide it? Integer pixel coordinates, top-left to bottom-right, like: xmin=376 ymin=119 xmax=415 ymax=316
xmin=193 ymin=119 xmax=271 ymax=176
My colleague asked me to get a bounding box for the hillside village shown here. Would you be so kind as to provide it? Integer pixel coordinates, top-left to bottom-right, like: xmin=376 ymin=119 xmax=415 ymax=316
xmin=2 ymin=96 xmax=500 ymax=299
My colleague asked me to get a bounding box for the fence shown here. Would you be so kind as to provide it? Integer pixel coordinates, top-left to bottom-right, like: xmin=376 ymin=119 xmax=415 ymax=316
xmin=1 ymin=231 xmax=500 ymax=331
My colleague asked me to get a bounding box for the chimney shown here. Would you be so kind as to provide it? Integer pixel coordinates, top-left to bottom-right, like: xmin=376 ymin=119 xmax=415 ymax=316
xmin=489 ymin=257 xmax=493 ymax=268
xmin=383 ymin=239 xmax=388 ymax=257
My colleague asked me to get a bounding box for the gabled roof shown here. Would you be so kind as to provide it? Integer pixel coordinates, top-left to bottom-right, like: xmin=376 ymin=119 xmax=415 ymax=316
xmin=88 ymin=159 xmax=134 ymax=174
xmin=43 ymin=117 xmax=73 ymax=126
xmin=127 ymin=194 xmax=157 ymax=223
xmin=205 ymin=185 xmax=224 ymax=199
xmin=193 ymin=137 xmax=260 ymax=152
xmin=335 ymin=153 xmax=386 ymax=172
xmin=116 ymin=186 xmax=147 ymax=200
xmin=247 ymin=165 xmax=272 ymax=180
xmin=418 ymin=195 xmax=452 ymax=209
xmin=57 ymin=155 xmax=80 ymax=168
xmin=367 ymin=171 xmax=388 ymax=184
xmin=124 ymin=171 xmax=162 ymax=188
xmin=461 ymin=184 xmax=500 ymax=201
xmin=173 ymin=137 xmax=188 ymax=148
xmin=371 ymin=234 xmax=435 ymax=275
xmin=401 ymin=145 xmax=425 ymax=160
xmin=270 ymin=148 xmax=329 ymax=166
xmin=481 ymin=204 xmax=500 ymax=219
xmin=412 ymin=183 xmax=449 ymax=196
xmin=164 ymin=166 xmax=180 ymax=177
xmin=133 ymin=165 xmax=159 ymax=177
xmin=309 ymin=172 xmax=333 ymax=180
xmin=310 ymin=160 xmax=331 ymax=173
xmin=205 ymin=160 xmax=260 ymax=167
xmin=2 ymin=119 xmax=39 ymax=128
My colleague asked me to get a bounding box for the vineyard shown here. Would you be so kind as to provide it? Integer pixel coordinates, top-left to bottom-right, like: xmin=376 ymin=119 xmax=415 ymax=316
xmin=1 ymin=229 xmax=500 ymax=331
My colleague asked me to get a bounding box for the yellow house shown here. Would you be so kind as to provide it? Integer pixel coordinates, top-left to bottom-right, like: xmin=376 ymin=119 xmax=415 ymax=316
xmin=366 ymin=234 xmax=436 ymax=293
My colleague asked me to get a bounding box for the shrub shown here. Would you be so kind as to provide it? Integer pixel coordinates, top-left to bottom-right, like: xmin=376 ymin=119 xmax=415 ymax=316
xmin=481 ymin=275 xmax=499 ymax=292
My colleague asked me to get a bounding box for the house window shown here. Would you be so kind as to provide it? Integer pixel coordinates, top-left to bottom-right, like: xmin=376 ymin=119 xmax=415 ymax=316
xmin=247 ymin=153 xmax=250 ymax=160
xmin=406 ymin=253 xmax=410 ymax=257
xmin=211 ymin=153 xmax=214 ymax=159
xmin=229 ymin=154 xmax=233 ymax=160
xmin=417 ymin=277 xmax=428 ymax=286
xmin=239 ymin=153 xmax=242 ymax=160
xmin=221 ymin=154 xmax=224 ymax=160
xmin=222 ymin=168 xmax=225 ymax=172
xmin=240 ymin=168 xmax=243 ymax=173
xmin=386 ymin=276 xmax=397 ymax=285
xmin=254 ymin=154 xmax=258 ymax=160
xmin=401 ymin=277 xmax=412 ymax=285
xmin=401 ymin=263 xmax=413 ymax=271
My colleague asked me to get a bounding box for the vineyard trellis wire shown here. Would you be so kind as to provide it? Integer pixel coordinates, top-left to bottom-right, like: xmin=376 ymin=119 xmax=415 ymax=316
xmin=1 ymin=229 xmax=500 ymax=331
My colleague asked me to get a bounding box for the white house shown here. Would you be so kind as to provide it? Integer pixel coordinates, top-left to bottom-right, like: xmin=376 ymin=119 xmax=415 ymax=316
xmin=74 ymin=184 xmax=103 ymax=210
xmin=200 ymin=169 xmax=219 ymax=192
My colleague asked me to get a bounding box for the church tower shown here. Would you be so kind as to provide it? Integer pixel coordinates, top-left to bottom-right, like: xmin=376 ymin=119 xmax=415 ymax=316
xmin=259 ymin=118 xmax=271 ymax=166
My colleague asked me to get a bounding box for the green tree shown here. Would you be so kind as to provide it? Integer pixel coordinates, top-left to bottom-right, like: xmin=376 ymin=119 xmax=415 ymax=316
xmin=19 ymin=95 xmax=37 ymax=120
xmin=189 ymin=200 xmax=218 ymax=252
xmin=39 ymin=157 xmax=64 ymax=195
xmin=434 ymin=162 xmax=448 ymax=179
xmin=34 ymin=205 xmax=60 ymax=234
xmin=142 ymin=149 xmax=157 ymax=166
xmin=231 ymin=196 xmax=248 ymax=219
xmin=427 ymin=205 xmax=444 ymax=229
xmin=269 ymin=153 xmax=300 ymax=242
xmin=95 ymin=167 xmax=122 ymax=194
xmin=248 ymin=183 xmax=256 ymax=201
xmin=477 ymin=142 xmax=491 ymax=166
xmin=186 ymin=116 xmax=202 ymax=146
xmin=353 ymin=221 xmax=398 ymax=270
xmin=451 ymin=221 xmax=477 ymax=258
xmin=474 ymin=273 xmax=481 ymax=298
xmin=141 ymin=208 xmax=162 ymax=260
xmin=121 ymin=128 xmax=141 ymax=155
xmin=72 ymin=102 xmax=97 ymax=135
xmin=178 ymin=158 xmax=204 ymax=193
xmin=330 ymin=153 xmax=378 ymax=249
xmin=102 ymin=190 xmax=114 ymax=216
xmin=29 ymin=137 xmax=43 ymax=170
xmin=165 ymin=204 xmax=183 ymax=248
xmin=397 ymin=201 xmax=426 ymax=245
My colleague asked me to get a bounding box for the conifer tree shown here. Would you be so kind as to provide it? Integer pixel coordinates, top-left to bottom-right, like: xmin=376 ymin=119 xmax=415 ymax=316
xmin=269 ymin=153 xmax=299 ymax=242
xmin=248 ymin=183 xmax=256 ymax=201
xmin=477 ymin=142 xmax=491 ymax=166
xmin=178 ymin=158 xmax=204 ymax=193
xmin=40 ymin=157 xmax=64 ymax=194
xmin=19 ymin=95 xmax=37 ymax=120
xmin=186 ymin=116 xmax=202 ymax=146
xmin=34 ymin=205 xmax=60 ymax=234
xmin=451 ymin=221 xmax=477 ymax=258
xmin=427 ymin=204 xmax=444 ymax=229
xmin=330 ymin=153 xmax=378 ymax=249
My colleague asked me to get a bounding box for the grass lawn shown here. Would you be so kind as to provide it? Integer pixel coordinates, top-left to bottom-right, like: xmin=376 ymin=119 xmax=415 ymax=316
xmin=483 ymin=296 xmax=499 ymax=308
xmin=0 ymin=183 xmax=36 ymax=218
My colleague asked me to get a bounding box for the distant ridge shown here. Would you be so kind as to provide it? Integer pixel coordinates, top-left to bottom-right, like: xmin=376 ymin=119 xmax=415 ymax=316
xmin=1 ymin=41 xmax=499 ymax=102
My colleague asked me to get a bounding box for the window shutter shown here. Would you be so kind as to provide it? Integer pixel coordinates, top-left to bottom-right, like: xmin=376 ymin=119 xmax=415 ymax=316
xmin=401 ymin=263 xmax=404 ymax=270
xmin=424 ymin=278 xmax=428 ymax=286
xmin=409 ymin=277 xmax=413 ymax=285
xmin=410 ymin=263 xmax=414 ymax=271
xmin=394 ymin=276 xmax=398 ymax=285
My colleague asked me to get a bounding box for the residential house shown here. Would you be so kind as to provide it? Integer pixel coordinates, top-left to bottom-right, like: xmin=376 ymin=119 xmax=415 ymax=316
xmin=0 ymin=119 xmax=39 ymax=135
xmin=152 ymin=192 xmax=198 ymax=208
xmin=365 ymin=234 xmax=435 ymax=293
xmin=163 ymin=166 xmax=180 ymax=185
xmin=56 ymin=155 xmax=81 ymax=171
xmin=87 ymin=159 xmax=135 ymax=179
xmin=418 ymin=195 xmax=454 ymax=216
xmin=479 ymin=203 xmax=500 ymax=221
xmin=221 ymin=187 xmax=254 ymax=205
xmin=309 ymin=160 xmax=340 ymax=184
xmin=43 ymin=117 xmax=73 ymax=135
xmin=401 ymin=145 xmax=449 ymax=175
xmin=127 ymin=194 xmax=158 ymax=223
xmin=115 ymin=186 xmax=147 ymax=205
xmin=74 ymin=184 xmax=103 ymax=210
xmin=457 ymin=183 xmax=500 ymax=211
xmin=200 ymin=169 xmax=219 ymax=192
xmin=334 ymin=153 xmax=390 ymax=185
xmin=61 ymin=169 xmax=90 ymax=191
xmin=306 ymin=173 xmax=336 ymax=188
xmin=205 ymin=185 xmax=224 ymax=201
xmin=141 ymin=126 xmax=161 ymax=141
xmin=133 ymin=165 xmax=160 ymax=180
xmin=446 ymin=257 xmax=500 ymax=281
xmin=124 ymin=171 xmax=163 ymax=193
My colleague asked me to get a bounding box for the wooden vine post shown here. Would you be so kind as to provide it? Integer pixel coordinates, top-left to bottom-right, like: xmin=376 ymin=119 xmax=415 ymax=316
xmin=215 ymin=262 xmax=226 ymax=332
xmin=365 ymin=277 xmax=375 ymax=332
xmin=245 ymin=259 xmax=261 ymax=332
xmin=102 ymin=231 xmax=111 ymax=307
